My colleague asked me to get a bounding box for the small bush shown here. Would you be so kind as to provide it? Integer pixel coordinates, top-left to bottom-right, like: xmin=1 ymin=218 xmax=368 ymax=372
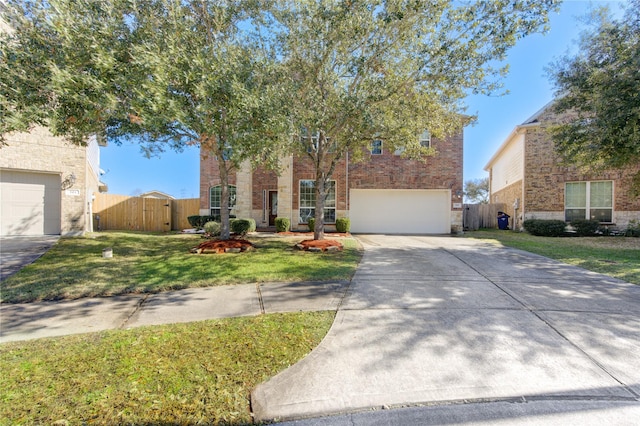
xmin=523 ymin=219 xmax=567 ymax=237
xmin=204 ymin=221 xmax=220 ymax=237
xmin=188 ymin=215 xmax=216 ymax=229
xmin=275 ymin=217 xmax=290 ymax=232
xmin=570 ymin=219 xmax=600 ymax=236
xmin=307 ymin=218 xmax=315 ymax=232
xmin=335 ymin=217 xmax=351 ymax=233
xmin=625 ymin=219 xmax=640 ymax=237
xmin=230 ymin=218 xmax=255 ymax=237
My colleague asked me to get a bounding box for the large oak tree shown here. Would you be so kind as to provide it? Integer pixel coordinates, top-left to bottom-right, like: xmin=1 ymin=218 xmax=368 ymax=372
xmin=0 ymin=0 xmax=289 ymax=239
xmin=265 ymin=0 xmax=559 ymax=239
xmin=548 ymin=0 xmax=640 ymax=194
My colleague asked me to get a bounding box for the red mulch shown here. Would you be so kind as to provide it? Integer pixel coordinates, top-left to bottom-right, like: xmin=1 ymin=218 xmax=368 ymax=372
xmin=298 ymin=239 xmax=343 ymax=251
xmin=192 ymin=239 xmax=255 ymax=254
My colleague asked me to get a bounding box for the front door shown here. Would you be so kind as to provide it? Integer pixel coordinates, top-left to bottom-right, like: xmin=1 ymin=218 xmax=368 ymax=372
xmin=268 ymin=191 xmax=278 ymax=226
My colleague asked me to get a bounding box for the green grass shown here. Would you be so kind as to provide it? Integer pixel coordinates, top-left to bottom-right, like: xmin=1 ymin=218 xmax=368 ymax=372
xmin=0 ymin=311 xmax=334 ymax=425
xmin=1 ymin=232 xmax=362 ymax=303
xmin=466 ymin=229 xmax=640 ymax=285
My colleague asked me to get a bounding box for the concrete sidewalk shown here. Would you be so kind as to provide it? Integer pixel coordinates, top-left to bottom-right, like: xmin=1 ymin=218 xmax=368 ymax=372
xmin=0 ymin=280 xmax=349 ymax=343
xmin=252 ymin=235 xmax=640 ymax=424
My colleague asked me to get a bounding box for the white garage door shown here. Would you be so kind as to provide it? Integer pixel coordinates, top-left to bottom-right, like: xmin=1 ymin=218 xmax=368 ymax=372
xmin=349 ymin=189 xmax=450 ymax=234
xmin=0 ymin=170 xmax=61 ymax=236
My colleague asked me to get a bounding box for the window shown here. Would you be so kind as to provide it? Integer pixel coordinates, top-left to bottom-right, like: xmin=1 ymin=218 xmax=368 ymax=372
xmin=396 ymin=129 xmax=430 ymax=155
xmin=565 ymin=181 xmax=612 ymax=222
xmin=419 ymin=130 xmax=431 ymax=148
xmin=299 ymin=180 xmax=336 ymax=223
xmin=371 ymin=139 xmax=383 ymax=155
xmin=210 ymin=185 xmax=237 ymax=220
xmin=300 ymin=128 xmax=335 ymax=153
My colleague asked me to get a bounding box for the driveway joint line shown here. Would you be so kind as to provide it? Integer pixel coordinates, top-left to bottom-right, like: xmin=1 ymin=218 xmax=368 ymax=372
xmin=441 ymin=245 xmax=640 ymax=400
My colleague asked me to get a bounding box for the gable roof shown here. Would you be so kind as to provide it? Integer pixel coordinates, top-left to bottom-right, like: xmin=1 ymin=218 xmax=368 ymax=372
xmin=483 ymin=100 xmax=558 ymax=171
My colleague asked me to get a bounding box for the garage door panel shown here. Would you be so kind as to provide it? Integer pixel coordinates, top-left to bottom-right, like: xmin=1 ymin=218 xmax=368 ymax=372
xmin=350 ymin=189 xmax=450 ymax=234
xmin=1 ymin=171 xmax=61 ymax=236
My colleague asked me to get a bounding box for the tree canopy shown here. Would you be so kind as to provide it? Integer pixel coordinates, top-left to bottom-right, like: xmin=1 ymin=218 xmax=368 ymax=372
xmin=2 ymin=0 xmax=560 ymax=240
xmin=264 ymin=0 xmax=558 ymax=239
xmin=548 ymin=0 xmax=640 ymax=193
xmin=464 ymin=177 xmax=489 ymax=204
xmin=0 ymin=0 xmax=290 ymax=239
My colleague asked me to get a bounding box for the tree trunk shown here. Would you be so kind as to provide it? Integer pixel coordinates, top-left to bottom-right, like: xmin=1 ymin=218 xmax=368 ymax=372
xmin=219 ymin=160 xmax=231 ymax=240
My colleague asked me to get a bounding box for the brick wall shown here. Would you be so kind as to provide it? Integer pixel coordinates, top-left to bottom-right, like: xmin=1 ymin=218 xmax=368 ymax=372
xmin=523 ymin=107 xmax=640 ymax=227
xmin=348 ymin=133 xmax=463 ymax=198
xmin=198 ymin=150 xmax=237 ymax=214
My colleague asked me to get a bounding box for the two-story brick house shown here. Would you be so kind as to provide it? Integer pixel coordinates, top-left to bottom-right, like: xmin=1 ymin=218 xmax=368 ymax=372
xmin=200 ymin=130 xmax=464 ymax=234
xmin=484 ymin=101 xmax=640 ymax=231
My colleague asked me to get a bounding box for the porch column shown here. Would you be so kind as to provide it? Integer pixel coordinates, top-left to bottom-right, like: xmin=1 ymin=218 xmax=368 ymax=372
xmin=235 ymin=160 xmax=252 ymax=219
xmin=277 ymin=156 xmax=294 ymax=226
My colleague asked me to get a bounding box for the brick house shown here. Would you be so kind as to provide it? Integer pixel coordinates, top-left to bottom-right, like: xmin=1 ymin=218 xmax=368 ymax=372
xmin=0 ymin=126 xmax=107 ymax=236
xmin=484 ymin=101 xmax=640 ymax=231
xmin=199 ymin=130 xmax=464 ymax=234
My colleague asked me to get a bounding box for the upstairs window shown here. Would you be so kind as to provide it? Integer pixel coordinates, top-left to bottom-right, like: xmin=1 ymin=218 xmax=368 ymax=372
xmin=300 ymin=128 xmax=335 ymax=153
xmin=565 ymin=181 xmax=613 ymax=222
xmin=419 ymin=130 xmax=431 ymax=148
xmin=371 ymin=139 xmax=383 ymax=155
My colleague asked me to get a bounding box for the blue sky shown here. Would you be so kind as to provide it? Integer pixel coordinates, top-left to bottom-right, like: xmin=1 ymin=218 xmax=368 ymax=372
xmin=99 ymin=0 xmax=625 ymax=199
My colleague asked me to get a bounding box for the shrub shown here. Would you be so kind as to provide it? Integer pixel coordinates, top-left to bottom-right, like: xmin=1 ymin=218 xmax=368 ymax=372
xmin=523 ymin=219 xmax=567 ymax=237
xmin=204 ymin=221 xmax=220 ymax=237
xmin=335 ymin=217 xmax=351 ymax=233
xmin=230 ymin=218 xmax=255 ymax=237
xmin=307 ymin=218 xmax=315 ymax=232
xmin=275 ymin=217 xmax=290 ymax=233
xmin=570 ymin=219 xmax=600 ymax=236
xmin=188 ymin=215 xmax=216 ymax=229
xmin=625 ymin=219 xmax=640 ymax=237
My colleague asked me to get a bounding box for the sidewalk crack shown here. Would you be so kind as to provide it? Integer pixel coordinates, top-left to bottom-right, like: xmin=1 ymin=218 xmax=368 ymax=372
xmin=119 ymin=295 xmax=149 ymax=329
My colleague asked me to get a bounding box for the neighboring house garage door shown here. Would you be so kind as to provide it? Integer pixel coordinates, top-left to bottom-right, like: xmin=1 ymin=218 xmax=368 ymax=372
xmin=349 ymin=189 xmax=450 ymax=234
xmin=0 ymin=170 xmax=61 ymax=236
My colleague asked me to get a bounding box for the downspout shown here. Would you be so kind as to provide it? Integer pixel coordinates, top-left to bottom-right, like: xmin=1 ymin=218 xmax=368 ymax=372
xmin=345 ymin=151 xmax=349 ymax=217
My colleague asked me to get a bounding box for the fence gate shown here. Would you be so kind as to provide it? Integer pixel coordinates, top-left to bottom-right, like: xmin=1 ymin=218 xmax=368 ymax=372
xmin=93 ymin=194 xmax=199 ymax=232
xmin=463 ymin=203 xmax=506 ymax=231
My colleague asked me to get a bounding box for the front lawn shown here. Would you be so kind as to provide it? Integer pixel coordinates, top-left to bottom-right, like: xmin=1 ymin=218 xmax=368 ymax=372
xmin=1 ymin=232 xmax=362 ymax=303
xmin=0 ymin=312 xmax=333 ymax=425
xmin=466 ymin=229 xmax=640 ymax=285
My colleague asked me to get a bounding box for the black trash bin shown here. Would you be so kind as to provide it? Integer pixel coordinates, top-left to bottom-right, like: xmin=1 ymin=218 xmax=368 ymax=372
xmin=497 ymin=211 xmax=510 ymax=230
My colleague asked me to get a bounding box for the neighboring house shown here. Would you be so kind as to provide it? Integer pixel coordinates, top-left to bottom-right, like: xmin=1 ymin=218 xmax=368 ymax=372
xmin=0 ymin=126 xmax=108 ymax=236
xmin=484 ymin=101 xmax=640 ymax=231
xmin=200 ymin=130 xmax=464 ymax=234
xmin=139 ymin=190 xmax=175 ymax=200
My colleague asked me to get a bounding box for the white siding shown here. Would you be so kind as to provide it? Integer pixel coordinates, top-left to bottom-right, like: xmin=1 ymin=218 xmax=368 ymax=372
xmin=490 ymin=134 xmax=524 ymax=193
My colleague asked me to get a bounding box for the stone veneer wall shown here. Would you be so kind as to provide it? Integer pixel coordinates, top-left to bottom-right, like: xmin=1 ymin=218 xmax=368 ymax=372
xmin=0 ymin=126 xmax=94 ymax=235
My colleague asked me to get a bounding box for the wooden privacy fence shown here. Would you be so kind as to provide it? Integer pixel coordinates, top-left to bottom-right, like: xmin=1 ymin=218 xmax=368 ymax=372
xmin=463 ymin=203 xmax=506 ymax=231
xmin=93 ymin=194 xmax=200 ymax=232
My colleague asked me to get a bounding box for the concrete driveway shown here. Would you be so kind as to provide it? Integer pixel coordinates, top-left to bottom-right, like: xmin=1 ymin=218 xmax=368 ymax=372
xmin=252 ymin=235 xmax=640 ymax=423
xmin=0 ymin=236 xmax=59 ymax=281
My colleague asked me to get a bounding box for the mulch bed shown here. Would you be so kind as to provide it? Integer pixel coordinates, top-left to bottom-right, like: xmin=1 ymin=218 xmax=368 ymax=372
xmin=191 ymin=239 xmax=255 ymax=254
xmin=296 ymin=239 xmax=343 ymax=252
xmin=191 ymin=235 xmax=345 ymax=254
